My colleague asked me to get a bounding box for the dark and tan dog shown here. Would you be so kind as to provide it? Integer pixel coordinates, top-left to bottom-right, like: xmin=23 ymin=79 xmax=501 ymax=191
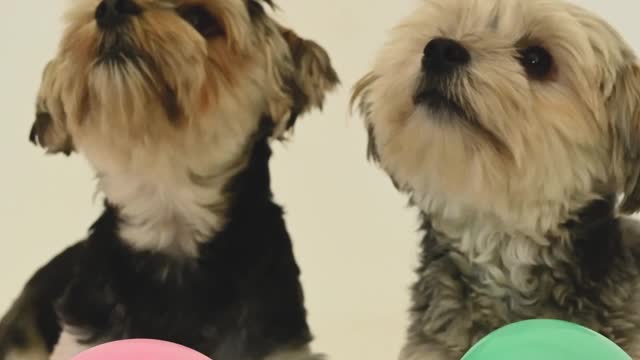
xmin=0 ymin=0 xmax=338 ymax=359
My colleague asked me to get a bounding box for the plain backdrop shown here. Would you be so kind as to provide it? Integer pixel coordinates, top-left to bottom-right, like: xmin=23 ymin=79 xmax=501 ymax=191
xmin=1 ymin=1 xmax=639 ymax=359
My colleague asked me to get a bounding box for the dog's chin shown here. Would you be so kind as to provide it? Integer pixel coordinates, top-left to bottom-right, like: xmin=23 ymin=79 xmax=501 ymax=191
xmin=414 ymin=88 xmax=467 ymax=120
xmin=86 ymin=48 xmax=183 ymax=122
xmin=96 ymin=49 xmax=141 ymax=66
xmin=95 ymin=30 xmax=143 ymax=66
xmin=413 ymin=87 xmax=508 ymax=153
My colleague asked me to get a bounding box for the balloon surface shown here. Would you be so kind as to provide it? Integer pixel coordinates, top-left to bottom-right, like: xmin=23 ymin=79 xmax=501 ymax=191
xmin=461 ymin=319 xmax=631 ymax=360
xmin=72 ymin=339 xmax=211 ymax=360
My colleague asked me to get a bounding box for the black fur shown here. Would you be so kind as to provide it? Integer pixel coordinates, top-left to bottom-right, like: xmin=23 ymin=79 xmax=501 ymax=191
xmin=3 ymin=118 xmax=313 ymax=359
xmin=247 ymin=0 xmax=269 ymax=20
xmin=564 ymin=195 xmax=623 ymax=282
xmin=0 ymin=242 xmax=83 ymax=357
xmin=365 ymin=124 xmax=379 ymax=162
xmin=29 ymin=244 xmax=84 ymax=352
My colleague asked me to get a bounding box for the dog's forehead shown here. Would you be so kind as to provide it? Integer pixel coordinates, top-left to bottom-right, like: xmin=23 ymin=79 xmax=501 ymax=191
xmin=404 ymin=0 xmax=634 ymax=71
xmin=417 ymin=0 xmax=612 ymax=47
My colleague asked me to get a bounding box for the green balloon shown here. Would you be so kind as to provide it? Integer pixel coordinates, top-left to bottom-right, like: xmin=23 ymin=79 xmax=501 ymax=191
xmin=461 ymin=319 xmax=631 ymax=360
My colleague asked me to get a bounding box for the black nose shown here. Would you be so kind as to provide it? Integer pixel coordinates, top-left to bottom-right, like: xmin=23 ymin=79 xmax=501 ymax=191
xmin=422 ymin=38 xmax=470 ymax=74
xmin=95 ymin=0 xmax=142 ymax=28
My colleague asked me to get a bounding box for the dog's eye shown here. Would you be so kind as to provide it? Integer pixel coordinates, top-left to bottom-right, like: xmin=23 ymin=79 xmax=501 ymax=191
xmin=178 ymin=5 xmax=224 ymax=38
xmin=518 ymin=46 xmax=553 ymax=80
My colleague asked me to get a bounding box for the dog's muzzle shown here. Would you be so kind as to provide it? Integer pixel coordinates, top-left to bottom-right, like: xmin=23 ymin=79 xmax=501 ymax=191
xmin=414 ymin=37 xmax=470 ymax=117
xmin=94 ymin=0 xmax=145 ymax=64
xmin=95 ymin=0 xmax=142 ymax=30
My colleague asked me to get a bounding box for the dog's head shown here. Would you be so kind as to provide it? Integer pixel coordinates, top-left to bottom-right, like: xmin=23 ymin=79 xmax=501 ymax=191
xmin=353 ymin=0 xmax=640 ymax=231
xmin=30 ymin=0 xmax=338 ymax=170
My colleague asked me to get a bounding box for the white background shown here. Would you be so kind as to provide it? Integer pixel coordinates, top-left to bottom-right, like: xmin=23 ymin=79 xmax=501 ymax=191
xmin=1 ymin=1 xmax=639 ymax=359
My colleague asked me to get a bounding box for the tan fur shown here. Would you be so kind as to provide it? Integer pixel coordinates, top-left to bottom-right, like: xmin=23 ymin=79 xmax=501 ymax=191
xmin=30 ymin=0 xmax=338 ymax=257
xmin=5 ymin=348 xmax=48 ymax=360
xmin=49 ymin=330 xmax=94 ymax=360
xmin=264 ymin=346 xmax=325 ymax=360
xmin=353 ymin=0 xmax=640 ymax=237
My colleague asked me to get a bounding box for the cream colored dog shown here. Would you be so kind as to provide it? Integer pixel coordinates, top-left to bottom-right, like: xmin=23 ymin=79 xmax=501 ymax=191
xmin=353 ymin=0 xmax=640 ymax=358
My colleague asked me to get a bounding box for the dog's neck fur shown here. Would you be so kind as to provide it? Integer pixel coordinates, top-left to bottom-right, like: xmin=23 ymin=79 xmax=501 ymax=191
xmin=93 ymin=118 xmax=271 ymax=259
xmin=419 ymin=195 xmax=628 ymax=294
xmin=410 ymin=192 xmax=640 ymax=355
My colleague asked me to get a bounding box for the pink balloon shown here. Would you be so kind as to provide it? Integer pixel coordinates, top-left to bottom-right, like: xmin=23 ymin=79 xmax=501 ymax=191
xmin=72 ymin=339 xmax=211 ymax=360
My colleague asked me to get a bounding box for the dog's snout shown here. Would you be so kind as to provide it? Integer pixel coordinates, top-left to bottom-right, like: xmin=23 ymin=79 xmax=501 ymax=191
xmin=95 ymin=0 xmax=142 ymax=29
xmin=422 ymin=38 xmax=470 ymax=74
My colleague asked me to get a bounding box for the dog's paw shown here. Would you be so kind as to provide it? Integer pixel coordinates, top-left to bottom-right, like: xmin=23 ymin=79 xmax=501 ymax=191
xmin=264 ymin=346 xmax=327 ymax=360
xmin=0 ymin=294 xmax=49 ymax=360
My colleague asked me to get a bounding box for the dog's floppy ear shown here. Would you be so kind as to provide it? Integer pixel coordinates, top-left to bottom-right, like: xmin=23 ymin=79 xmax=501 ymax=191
xmin=269 ymin=27 xmax=339 ymax=138
xmin=29 ymin=59 xmax=74 ymax=155
xmin=351 ymin=73 xmax=380 ymax=162
xmin=608 ymin=62 xmax=640 ymax=214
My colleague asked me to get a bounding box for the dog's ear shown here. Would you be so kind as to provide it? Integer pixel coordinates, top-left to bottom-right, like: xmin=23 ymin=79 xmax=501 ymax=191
xmin=29 ymin=59 xmax=74 ymax=155
xmin=608 ymin=62 xmax=640 ymax=214
xmin=269 ymin=27 xmax=339 ymax=138
xmin=351 ymin=73 xmax=380 ymax=162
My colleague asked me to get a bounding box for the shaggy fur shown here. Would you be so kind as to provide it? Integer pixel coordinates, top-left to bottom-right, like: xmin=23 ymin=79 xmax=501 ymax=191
xmin=0 ymin=0 xmax=338 ymax=359
xmin=353 ymin=0 xmax=640 ymax=358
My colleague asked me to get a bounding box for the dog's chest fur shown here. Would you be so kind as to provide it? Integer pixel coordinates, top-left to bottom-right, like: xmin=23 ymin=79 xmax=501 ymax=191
xmin=52 ymin=137 xmax=312 ymax=360
xmin=83 ymin=105 xmax=261 ymax=259
xmin=409 ymin=199 xmax=640 ymax=356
